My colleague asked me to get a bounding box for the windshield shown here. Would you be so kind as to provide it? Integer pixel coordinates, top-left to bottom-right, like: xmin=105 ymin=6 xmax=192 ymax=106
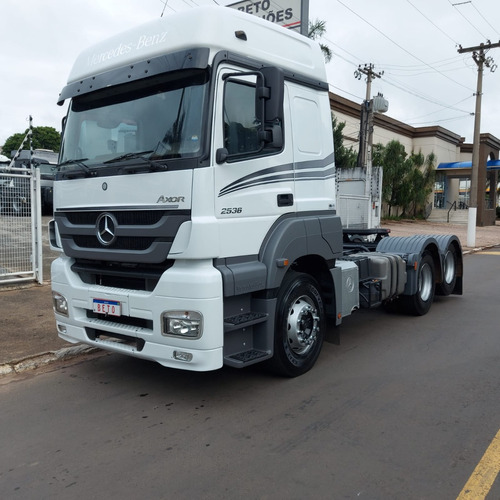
xmin=60 ymin=69 xmax=209 ymax=169
xmin=37 ymin=163 xmax=56 ymax=176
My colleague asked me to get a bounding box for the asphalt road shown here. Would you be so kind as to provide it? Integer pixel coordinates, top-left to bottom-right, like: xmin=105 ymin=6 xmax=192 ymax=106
xmin=1 ymin=249 xmax=499 ymax=499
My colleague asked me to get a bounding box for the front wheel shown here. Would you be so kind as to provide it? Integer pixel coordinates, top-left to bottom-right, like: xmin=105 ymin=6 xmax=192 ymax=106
xmin=270 ymin=271 xmax=325 ymax=377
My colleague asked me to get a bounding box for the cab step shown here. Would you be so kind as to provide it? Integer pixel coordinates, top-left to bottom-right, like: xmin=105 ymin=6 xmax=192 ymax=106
xmin=224 ymin=349 xmax=272 ymax=367
xmin=224 ymin=311 xmax=268 ymax=332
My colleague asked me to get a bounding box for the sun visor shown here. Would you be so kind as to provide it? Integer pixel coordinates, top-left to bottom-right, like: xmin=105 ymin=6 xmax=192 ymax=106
xmin=57 ymin=48 xmax=210 ymax=105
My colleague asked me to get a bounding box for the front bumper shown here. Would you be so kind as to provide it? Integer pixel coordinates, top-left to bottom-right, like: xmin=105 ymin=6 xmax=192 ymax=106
xmin=51 ymin=256 xmax=224 ymax=372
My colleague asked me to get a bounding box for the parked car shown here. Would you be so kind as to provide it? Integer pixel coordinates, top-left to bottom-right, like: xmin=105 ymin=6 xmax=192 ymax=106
xmin=0 ymin=149 xmax=57 ymax=216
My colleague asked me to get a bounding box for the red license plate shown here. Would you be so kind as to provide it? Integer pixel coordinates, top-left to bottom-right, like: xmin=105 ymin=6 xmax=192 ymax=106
xmin=92 ymin=298 xmax=121 ymax=316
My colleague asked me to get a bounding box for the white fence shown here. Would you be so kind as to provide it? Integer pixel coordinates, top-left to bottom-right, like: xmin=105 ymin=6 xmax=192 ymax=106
xmin=337 ymin=194 xmax=371 ymax=229
xmin=0 ymin=167 xmax=43 ymax=284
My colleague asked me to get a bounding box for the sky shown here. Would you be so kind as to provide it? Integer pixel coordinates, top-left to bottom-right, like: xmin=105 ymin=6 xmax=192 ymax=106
xmin=1 ymin=0 xmax=500 ymax=150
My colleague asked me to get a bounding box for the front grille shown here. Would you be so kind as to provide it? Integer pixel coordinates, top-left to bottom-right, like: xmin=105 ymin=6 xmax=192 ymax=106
xmin=55 ymin=208 xmax=191 ymax=264
xmin=66 ymin=210 xmax=166 ymax=226
xmin=72 ymin=259 xmax=173 ymax=291
xmin=87 ymin=311 xmax=153 ymax=330
xmin=86 ymin=328 xmax=146 ymax=352
xmin=73 ymin=235 xmax=157 ymax=250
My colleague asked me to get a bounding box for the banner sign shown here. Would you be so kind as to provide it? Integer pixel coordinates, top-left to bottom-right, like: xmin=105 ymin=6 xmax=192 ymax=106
xmin=227 ymin=0 xmax=307 ymax=35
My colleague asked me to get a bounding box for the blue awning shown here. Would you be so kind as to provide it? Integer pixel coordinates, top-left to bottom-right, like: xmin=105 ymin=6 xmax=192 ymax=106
xmin=438 ymin=160 xmax=500 ymax=170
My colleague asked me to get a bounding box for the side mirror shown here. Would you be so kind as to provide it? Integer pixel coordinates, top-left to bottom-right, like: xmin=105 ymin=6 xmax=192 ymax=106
xmin=256 ymin=67 xmax=284 ymax=124
xmin=255 ymin=67 xmax=284 ymax=149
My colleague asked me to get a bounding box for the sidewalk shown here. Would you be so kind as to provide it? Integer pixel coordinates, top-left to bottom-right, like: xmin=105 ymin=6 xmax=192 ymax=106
xmin=1 ymin=220 xmax=499 ymax=374
xmin=382 ymin=219 xmax=500 ymax=254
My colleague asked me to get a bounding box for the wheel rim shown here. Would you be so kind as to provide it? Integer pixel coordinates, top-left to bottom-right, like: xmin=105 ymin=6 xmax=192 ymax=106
xmin=286 ymin=295 xmax=320 ymax=356
xmin=443 ymin=250 xmax=456 ymax=284
xmin=419 ymin=262 xmax=433 ymax=302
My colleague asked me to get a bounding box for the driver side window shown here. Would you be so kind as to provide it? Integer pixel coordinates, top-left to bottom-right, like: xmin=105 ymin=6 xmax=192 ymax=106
xmin=223 ymin=79 xmax=260 ymax=156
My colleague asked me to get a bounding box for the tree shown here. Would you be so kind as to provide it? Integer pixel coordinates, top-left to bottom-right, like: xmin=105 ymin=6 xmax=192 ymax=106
xmin=377 ymin=140 xmax=412 ymax=216
xmin=407 ymin=151 xmax=436 ymax=217
xmin=308 ymin=19 xmax=332 ymax=63
xmin=2 ymin=126 xmax=61 ymax=157
xmin=374 ymin=140 xmax=436 ymax=218
xmin=2 ymin=133 xmax=25 ymax=158
xmin=332 ymin=116 xmax=357 ymax=169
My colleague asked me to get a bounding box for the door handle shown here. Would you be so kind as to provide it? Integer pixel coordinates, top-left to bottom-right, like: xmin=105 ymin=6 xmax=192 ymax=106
xmin=277 ymin=193 xmax=293 ymax=207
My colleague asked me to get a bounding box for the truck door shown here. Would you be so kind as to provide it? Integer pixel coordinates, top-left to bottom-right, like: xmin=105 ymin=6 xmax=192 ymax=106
xmin=289 ymin=84 xmax=335 ymax=213
xmin=212 ymin=65 xmax=294 ymax=258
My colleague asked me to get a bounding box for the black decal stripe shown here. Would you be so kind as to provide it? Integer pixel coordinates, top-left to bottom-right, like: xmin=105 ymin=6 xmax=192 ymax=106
xmin=295 ymin=153 xmax=335 ymax=170
xmin=220 ymin=163 xmax=294 ymax=195
xmin=219 ymin=172 xmax=296 ymax=196
xmin=220 ymin=176 xmax=300 ymax=196
xmin=296 ymin=166 xmax=336 ymax=179
xmin=219 ymin=157 xmax=336 ymax=197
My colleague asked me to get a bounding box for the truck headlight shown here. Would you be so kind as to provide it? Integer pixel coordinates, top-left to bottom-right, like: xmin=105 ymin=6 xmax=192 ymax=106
xmin=52 ymin=291 xmax=69 ymax=317
xmin=162 ymin=311 xmax=203 ymax=339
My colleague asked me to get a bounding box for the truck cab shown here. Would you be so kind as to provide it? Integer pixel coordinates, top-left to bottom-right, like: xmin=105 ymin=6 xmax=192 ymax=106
xmin=50 ymin=6 xmax=462 ymax=377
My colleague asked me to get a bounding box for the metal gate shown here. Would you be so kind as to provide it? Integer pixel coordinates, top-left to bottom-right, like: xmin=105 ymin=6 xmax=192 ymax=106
xmin=0 ymin=166 xmax=43 ymax=284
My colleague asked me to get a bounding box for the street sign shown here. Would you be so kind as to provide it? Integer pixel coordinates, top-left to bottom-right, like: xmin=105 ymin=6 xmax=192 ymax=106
xmin=227 ymin=0 xmax=309 ymax=35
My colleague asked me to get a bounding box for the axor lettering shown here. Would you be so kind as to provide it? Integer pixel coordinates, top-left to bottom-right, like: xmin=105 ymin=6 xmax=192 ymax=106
xmin=156 ymin=196 xmax=185 ymax=203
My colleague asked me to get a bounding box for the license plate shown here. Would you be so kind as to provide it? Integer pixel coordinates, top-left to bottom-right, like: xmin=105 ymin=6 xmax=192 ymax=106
xmin=93 ymin=298 xmax=121 ymax=316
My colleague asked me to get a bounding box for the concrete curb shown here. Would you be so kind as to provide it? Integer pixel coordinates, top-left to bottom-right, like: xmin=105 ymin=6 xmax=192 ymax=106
xmin=0 ymin=344 xmax=98 ymax=376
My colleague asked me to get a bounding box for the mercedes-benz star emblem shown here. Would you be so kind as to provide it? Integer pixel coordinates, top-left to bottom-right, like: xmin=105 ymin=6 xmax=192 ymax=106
xmin=96 ymin=213 xmax=118 ymax=246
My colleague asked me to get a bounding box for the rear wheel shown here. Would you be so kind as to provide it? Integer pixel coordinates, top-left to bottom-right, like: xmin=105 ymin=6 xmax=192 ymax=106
xmin=436 ymin=245 xmax=457 ymax=296
xmin=401 ymin=251 xmax=435 ymax=316
xmin=270 ymin=271 xmax=325 ymax=377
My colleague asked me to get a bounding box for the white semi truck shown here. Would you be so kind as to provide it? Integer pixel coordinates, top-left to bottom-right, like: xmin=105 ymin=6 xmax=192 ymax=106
xmin=50 ymin=6 xmax=463 ymax=376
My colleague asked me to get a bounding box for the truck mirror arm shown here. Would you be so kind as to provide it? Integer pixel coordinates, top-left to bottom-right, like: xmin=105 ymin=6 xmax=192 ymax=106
xmin=216 ymin=148 xmax=229 ymax=164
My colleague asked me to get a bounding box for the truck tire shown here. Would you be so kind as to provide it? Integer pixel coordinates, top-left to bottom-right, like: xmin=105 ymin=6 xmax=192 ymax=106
xmin=436 ymin=244 xmax=457 ymax=296
xmin=270 ymin=271 xmax=325 ymax=377
xmin=402 ymin=251 xmax=435 ymax=316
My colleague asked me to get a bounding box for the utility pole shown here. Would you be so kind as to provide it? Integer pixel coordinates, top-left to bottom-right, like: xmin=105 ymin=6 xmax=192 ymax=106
xmin=354 ymin=64 xmax=387 ymax=228
xmin=355 ymin=64 xmax=384 ymax=170
xmin=355 ymin=63 xmax=384 ymax=103
xmin=458 ymin=41 xmax=500 ymax=246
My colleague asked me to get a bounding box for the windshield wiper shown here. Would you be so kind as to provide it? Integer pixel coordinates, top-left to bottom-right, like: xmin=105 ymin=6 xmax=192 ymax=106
xmin=118 ymin=161 xmax=169 ymax=174
xmin=57 ymin=158 xmax=93 ymax=178
xmin=102 ymin=151 xmax=154 ymax=164
xmin=103 ymin=150 xmax=168 ymax=173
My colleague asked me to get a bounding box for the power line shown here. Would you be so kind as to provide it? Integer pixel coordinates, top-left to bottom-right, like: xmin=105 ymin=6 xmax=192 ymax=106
xmin=328 ymin=83 xmax=364 ymax=101
xmin=382 ymin=74 xmax=472 ymax=114
xmin=406 ymin=0 xmax=459 ymax=46
xmin=404 ymin=95 xmax=474 ymax=121
xmin=407 ymin=114 xmax=474 ymax=126
xmin=470 ymin=2 xmax=500 ymax=38
xmin=382 ymin=55 xmax=465 ymax=70
xmin=323 ymin=44 xmax=473 ymax=119
xmin=448 ymin=0 xmax=487 ymax=39
xmin=335 ymin=0 xmax=474 ymax=92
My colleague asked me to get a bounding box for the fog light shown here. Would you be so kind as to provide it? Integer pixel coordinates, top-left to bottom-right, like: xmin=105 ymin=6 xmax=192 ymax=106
xmin=162 ymin=311 xmax=202 ymax=339
xmin=173 ymin=351 xmax=193 ymax=362
xmin=57 ymin=324 xmax=67 ymax=334
xmin=52 ymin=291 xmax=69 ymax=317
